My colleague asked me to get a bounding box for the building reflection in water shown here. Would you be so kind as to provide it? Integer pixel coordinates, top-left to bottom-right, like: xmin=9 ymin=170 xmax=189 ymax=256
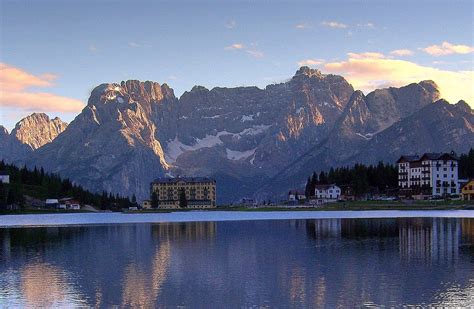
xmin=152 ymin=221 xmax=217 ymax=241
xmin=398 ymin=218 xmax=461 ymax=263
xmin=304 ymin=218 xmax=467 ymax=263
xmin=121 ymin=241 xmax=171 ymax=307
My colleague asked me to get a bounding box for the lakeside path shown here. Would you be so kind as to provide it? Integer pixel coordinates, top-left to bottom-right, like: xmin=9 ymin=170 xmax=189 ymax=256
xmin=1 ymin=210 xmax=474 ymax=227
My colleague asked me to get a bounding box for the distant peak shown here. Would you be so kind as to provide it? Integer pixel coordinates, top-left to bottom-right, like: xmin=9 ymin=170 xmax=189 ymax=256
xmin=433 ymin=98 xmax=450 ymax=106
xmin=455 ymin=100 xmax=472 ymax=113
xmin=294 ymin=66 xmax=323 ymax=78
xmin=418 ymin=80 xmax=439 ymax=91
xmin=0 ymin=125 xmax=8 ymax=135
xmin=191 ymin=85 xmax=209 ymax=92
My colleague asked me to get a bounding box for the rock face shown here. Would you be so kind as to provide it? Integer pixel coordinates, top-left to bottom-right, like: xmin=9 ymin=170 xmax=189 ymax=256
xmin=0 ymin=113 xmax=68 ymax=163
xmin=30 ymin=81 xmax=176 ymax=200
xmin=2 ymin=67 xmax=472 ymax=203
xmin=12 ymin=113 xmax=68 ymax=150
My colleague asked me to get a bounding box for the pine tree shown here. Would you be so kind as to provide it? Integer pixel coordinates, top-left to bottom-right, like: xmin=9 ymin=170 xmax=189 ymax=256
xmin=151 ymin=191 xmax=159 ymax=208
xmin=178 ymin=188 xmax=187 ymax=208
xmin=305 ymin=177 xmax=312 ymax=197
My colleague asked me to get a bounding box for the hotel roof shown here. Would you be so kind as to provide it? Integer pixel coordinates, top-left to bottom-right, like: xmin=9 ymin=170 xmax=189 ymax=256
xmin=397 ymin=152 xmax=459 ymax=163
xmin=152 ymin=177 xmax=215 ymax=184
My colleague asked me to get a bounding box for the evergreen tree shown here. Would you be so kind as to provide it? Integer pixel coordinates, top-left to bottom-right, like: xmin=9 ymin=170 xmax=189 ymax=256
xmin=151 ymin=191 xmax=159 ymax=208
xmin=305 ymin=177 xmax=312 ymax=197
xmin=178 ymin=188 xmax=187 ymax=208
xmin=0 ymin=183 xmax=6 ymax=210
xmin=319 ymin=171 xmax=328 ymax=184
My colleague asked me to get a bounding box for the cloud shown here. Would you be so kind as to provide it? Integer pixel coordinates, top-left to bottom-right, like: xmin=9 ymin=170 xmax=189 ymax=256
xmin=225 ymin=43 xmax=264 ymax=58
xmin=322 ymin=53 xmax=474 ymax=105
xmin=128 ymin=42 xmax=141 ymax=48
xmin=89 ymin=45 xmax=98 ymax=52
xmin=245 ymin=49 xmax=264 ymax=58
xmin=390 ymin=49 xmax=414 ymax=56
xmin=347 ymin=52 xmax=385 ymax=59
xmin=357 ymin=22 xmax=374 ymax=28
xmin=321 ymin=21 xmax=347 ymax=29
xmin=422 ymin=41 xmax=474 ymax=56
xmin=225 ymin=20 xmax=236 ymax=29
xmin=0 ymin=63 xmax=55 ymax=92
xmin=224 ymin=43 xmax=244 ymax=50
xmin=0 ymin=63 xmax=84 ymax=113
xmin=295 ymin=23 xmax=311 ymax=29
xmin=298 ymin=59 xmax=325 ymax=67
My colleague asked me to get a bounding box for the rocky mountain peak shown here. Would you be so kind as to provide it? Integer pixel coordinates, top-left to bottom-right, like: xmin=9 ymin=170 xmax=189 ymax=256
xmin=294 ymin=66 xmax=323 ymax=78
xmin=11 ymin=113 xmax=68 ymax=150
xmin=0 ymin=125 xmax=8 ymax=136
xmin=418 ymin=80 xmax=439 ymax=93
xmin=88 ymin=80 xmax=176 ymax=108
xmin=455 ymin=100 xmax=472 ymax=113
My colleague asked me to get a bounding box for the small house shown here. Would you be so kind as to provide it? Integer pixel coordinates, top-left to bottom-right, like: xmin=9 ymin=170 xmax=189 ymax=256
xmin=339 ymin=185 xmax=355 ymax=201
xmin=45 ymin=199 xmax=59 ymax=209
xmin=314 ymin=184 xmax=341 ymax=202
xmin=59 ymin=198 xmax=81 ymax=210
xmin=461 ymin=180 xmax=474 ymax=201
xmin=288 ymin=190 xmax=306 ymax=202
xmin=0 ymin=171 xmax=9 ymax=184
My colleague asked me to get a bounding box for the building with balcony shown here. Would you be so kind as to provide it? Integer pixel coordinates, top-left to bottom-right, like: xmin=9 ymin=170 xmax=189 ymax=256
xmin=397 ymin=152 xmax=459 ymax=198
xmin=314 ymin=184 xmax=341 ymax=203
xmin=150 ymin=177 xmax=216 ymax=209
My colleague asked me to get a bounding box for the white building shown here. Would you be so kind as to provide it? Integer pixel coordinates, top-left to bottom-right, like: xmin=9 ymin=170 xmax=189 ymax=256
xmin=314 ymin=184 xmax=341 ymax=202
xmin=397 ymin=152 xmax=459 ymax=197
xmin=288 ymin=190 xmax=306 ymax=201
xmin=0 ymin=171 xmax=9 ymax=184
xmin=45 ymin=199 xmax=59 ymax=208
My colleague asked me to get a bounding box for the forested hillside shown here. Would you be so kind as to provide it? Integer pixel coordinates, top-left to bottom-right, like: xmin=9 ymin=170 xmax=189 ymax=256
xmin=0 ymin=161 xmax=137 ymax=211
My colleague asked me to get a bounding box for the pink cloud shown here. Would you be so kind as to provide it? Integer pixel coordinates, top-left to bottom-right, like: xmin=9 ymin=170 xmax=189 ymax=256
xmin=0 ymin=63 xmax=85 ymax=113
xmin=322 ymin=53 xmax=474 ymax=105
xmin=390 ymin=49 xmax=414 ymax=56
xmin=422 ymin=41 xmax=474 ymax=56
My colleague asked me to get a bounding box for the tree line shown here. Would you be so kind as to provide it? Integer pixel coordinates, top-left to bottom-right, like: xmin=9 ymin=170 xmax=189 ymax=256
xmin=0 ymin=160 xmax=137 ymax=211
xmin=304 ymin=161 xmax=398 ymax=197
xmin=459 ymin=148 xmax=474 ymax=179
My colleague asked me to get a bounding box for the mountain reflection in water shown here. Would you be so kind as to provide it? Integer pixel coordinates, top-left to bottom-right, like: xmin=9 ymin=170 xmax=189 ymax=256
xmin=0 ymin=218 xmax=473 ymax=307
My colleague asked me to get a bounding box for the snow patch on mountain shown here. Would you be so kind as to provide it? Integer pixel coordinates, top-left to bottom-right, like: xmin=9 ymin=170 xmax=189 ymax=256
xmin=241 ymin=115 xmax=255 ymax=122
xmin=226 ymin=148 xmax=257 ymax=160
xmin=355 ymin=132 xmax=375 ymax=140
xmin=165 ymin=125 xmax=272 ymax=163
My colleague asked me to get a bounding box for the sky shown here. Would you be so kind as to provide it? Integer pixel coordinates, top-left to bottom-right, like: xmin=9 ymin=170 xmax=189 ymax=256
xmin=1 ymin=0 xmax=473 ymax=130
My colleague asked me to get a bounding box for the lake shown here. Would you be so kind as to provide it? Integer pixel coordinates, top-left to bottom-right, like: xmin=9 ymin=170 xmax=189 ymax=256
xmin=1 ymin=217 xmax=473 ymax=307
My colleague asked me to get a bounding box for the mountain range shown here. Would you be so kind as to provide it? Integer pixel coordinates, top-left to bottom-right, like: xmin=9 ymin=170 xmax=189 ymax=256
xmin=1 ymin=67 xmax=473 ymax=203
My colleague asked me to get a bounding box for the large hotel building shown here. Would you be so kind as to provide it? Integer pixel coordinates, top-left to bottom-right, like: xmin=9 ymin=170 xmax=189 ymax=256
xmin=397 ymin=152 xmax=459 ymax=197
xmin=150 ymin=177 xmax=216 ymax=209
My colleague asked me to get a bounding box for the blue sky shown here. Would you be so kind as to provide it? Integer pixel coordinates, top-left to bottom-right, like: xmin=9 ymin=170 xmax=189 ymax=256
xmin=1 ymin=0 xmax=473 ymax=130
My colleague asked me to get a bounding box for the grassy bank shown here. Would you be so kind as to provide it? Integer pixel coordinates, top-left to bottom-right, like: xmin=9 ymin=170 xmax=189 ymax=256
xmin=0 ymin=208 xmax=94 ymax=215
xmin=126 ymin=200 xmax=474 ymax=213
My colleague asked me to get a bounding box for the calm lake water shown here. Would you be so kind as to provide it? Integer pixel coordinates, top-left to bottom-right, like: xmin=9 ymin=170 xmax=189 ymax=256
xmin=1 ymin=218 xmax=473 ymax=307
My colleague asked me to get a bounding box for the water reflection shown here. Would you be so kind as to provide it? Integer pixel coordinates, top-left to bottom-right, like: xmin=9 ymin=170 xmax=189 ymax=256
xmin=121 ymin=241 xmax=171 ymax=307
xmin=0 ymin=219 xmax=472 ymax=307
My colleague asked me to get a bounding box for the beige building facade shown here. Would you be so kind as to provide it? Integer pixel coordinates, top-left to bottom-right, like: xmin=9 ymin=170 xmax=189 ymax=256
xmin=151 ymin=177 xmax=216 ymax=209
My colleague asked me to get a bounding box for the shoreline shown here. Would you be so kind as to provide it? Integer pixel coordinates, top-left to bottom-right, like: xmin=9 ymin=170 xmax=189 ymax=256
xmin=1 ymin=210 xmax=474 ymax=228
